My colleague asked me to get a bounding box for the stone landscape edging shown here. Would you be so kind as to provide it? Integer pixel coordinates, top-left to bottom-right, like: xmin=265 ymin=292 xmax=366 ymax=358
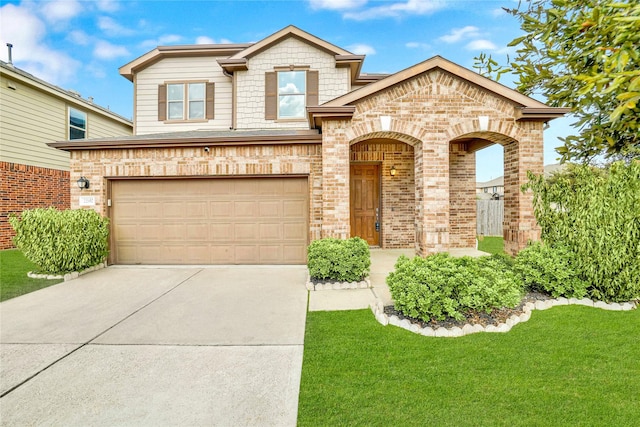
xmin=370 ymin=296 xmax=638 ymax=337
xmin=305 ymin=274 xmax=371 ymax=291
xmin=27 ymin=262 xmax=108 ymax=282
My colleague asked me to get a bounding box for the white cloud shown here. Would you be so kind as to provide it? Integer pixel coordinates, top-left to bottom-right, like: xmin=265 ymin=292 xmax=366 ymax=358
xmin=308 ymin=0 xmax=368 ymax=10
xmin=344 ymin=0 xmax=446 ymax=21
xmin=96 ymin=0 xmax=120 ymax=12
xmin=196 ymin=36 xmax=216 ymax=44
xmin=93 ymin=40 xmax=130 ymax=60
xmin=491 ymin=7 xmax=507 ymax=17
xmin=466 ymin=39 xmax=497 ymax=51
xmin=140 ymin=34 xmax=184 ymax=48
xmin=97 ymin=16 xmax=135 ymax=36
xmin=347 ymin=43 xmax=376 ymax=55
xmin=67 ymin=30 xmax=91 ymax=46
xmin=406 ymin=41 xmax=431 ymax=50
xmin=438 ymin=26 xmax=479 ymax=43
xmin=0 ymin=3 xmax=81 ymax=84
xmin=40 ymin=0 xmax=82 ymax=24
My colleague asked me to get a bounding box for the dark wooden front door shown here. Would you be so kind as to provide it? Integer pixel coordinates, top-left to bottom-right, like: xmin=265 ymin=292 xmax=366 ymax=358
xmin=350 ymin=164 xmax=380 ymax=245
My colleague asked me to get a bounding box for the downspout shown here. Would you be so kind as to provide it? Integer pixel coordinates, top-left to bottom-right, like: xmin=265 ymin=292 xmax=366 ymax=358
xmin=222 ymin=68 xmax=236 ymax=130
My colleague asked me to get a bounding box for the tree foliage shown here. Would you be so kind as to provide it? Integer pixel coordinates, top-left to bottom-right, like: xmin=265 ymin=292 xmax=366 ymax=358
xmin=478 ymin=0 xmax=640 ymax=163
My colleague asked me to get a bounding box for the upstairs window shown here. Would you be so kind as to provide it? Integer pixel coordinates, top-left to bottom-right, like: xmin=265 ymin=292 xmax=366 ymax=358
xmin=158 ymin=82 xmax=214 ymax=122
xmin=69 ymin=107 xmax=87 ymax=139
xmin=265 ymin=69 xmax=318 ymax=121
xmin=277 ymin=71 xmax=306 ymax=119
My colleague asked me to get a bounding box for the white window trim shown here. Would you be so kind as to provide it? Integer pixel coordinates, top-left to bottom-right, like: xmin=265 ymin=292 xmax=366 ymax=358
xmin=68 ymin=107 xmax=87 ymax=140
xmin=165 ymin=81 xmax=207 ymax=122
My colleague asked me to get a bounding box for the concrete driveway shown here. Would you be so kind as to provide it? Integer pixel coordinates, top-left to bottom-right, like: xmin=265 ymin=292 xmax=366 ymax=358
xmin=0 ymin=265 xmax=308 ymax=426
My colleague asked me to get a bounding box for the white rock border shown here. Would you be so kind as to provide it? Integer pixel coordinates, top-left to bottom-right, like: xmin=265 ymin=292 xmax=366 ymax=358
xmin=28 ymin=261 xmax=108 ymax=282
xmin=371 ymin=296 xmax=638 ymax=338
xmin=306 ymin=274 xmax=371 ymax=291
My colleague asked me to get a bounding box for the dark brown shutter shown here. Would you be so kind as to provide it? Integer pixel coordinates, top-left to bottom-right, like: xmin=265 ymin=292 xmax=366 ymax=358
xmin=158 ymin=84 xmax=166 ymax=121
xmin=206 ymin=82 xmax=215 ymax=120
xmin=307 ymin=70 xmax=319 ymax=107
xmin=265 ymin=72 xmax=277 ymax=120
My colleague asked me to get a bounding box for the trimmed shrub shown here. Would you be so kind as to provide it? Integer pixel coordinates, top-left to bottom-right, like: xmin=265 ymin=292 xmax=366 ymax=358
xmin=386 ymin=254 xmax=522 ymax=322
xmin=524 ymin=161 xmax=640 ymax=302
xmin=9 ymin=208 xmax=110 ymax=274
xmin=307 ymin=237 xmax=370 ymax=282
xmin=514 ymin=242 xmax=588 ymax=299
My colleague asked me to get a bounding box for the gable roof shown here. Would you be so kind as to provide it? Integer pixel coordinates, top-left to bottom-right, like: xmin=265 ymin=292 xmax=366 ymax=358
xmin=219 ymin=25 xmax=365 ymax=84
xmin=1 ymin=60 xmax=132 ymax=126
xmin=319 ymin=55 xmax=570 ymax=121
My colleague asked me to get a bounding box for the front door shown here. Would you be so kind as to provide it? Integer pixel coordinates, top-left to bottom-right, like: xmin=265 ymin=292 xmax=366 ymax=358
xmin=350 ymin=164 xmax=380 ymax=245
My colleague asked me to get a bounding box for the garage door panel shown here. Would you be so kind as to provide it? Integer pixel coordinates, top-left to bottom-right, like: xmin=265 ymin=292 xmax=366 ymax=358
xmin=111 ymin=177 xmax=308 ymax=265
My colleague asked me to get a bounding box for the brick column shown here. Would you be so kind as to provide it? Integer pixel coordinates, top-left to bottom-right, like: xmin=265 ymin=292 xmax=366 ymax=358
xmin=503 ymin=121 xmax=544 ymax=256
xmin=320 ymin=119 xmax=351 ymax=239
xmin=449 ymin=142 xmax=477 ymax=248
xmin=416 ymin=137 xmax=449 ymax=255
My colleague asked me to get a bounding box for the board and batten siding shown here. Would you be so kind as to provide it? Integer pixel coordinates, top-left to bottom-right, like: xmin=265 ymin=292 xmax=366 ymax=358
xmin=135 ymin=56 xmax=232 ymax=135
xmin=235 ymin=36 xmax=351 ymax=130
xmin=1 ymin=73 xmax=132 ymax=171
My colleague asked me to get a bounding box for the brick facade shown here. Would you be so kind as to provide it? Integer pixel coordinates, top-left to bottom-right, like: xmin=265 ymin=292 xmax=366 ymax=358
xmin=320 ymin=68 xmax=544 ymax=256
xmin=0 ymin=162 xmax=70 ymax=249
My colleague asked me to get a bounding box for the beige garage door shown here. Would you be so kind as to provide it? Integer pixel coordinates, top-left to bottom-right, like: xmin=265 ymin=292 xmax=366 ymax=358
xmin=110 ymin=177 xmax=308 ymax=265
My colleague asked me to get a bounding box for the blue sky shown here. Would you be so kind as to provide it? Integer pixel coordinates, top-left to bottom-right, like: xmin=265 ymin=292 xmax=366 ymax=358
xmin=0 ymin=0 xmax=574 ymax=181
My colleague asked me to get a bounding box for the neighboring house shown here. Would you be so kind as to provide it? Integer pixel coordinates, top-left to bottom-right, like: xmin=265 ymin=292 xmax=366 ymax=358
xmin=0 ymin=60 xmax=133 ymax=249
xmin=49 ymin=25 xmax=568 ymax=264
xmin=476 ymin=164 xmax=566 ymax=200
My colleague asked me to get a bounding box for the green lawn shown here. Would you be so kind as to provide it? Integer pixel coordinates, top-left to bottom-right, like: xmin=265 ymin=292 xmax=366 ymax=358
xmin=478 ymin=235 xmax=504 ymax=254
xmin=298 ymin=307 xmax=640 ymax=426
xmin=0 ymin=249 xmax=63 ymax=302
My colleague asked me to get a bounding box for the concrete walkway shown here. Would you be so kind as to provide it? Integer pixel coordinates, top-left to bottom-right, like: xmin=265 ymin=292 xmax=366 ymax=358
xmin=0 ymin=266 xmax=307 ymax=426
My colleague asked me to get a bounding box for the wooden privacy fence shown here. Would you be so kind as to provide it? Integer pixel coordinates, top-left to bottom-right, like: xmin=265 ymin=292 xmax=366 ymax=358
xmin=476 ymin=200 xmax=503 ymax=236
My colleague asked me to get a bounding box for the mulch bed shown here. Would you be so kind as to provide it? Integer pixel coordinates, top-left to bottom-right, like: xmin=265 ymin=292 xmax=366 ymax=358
xmin=383 ymin=292 xmax=553 ymax=329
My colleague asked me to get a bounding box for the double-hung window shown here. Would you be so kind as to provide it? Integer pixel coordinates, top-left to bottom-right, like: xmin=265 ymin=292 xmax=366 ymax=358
xmin=277 ymin=71 xmax=306 ymax=119
xmin=167 ymin=82 xmax=206 ymax=120
xmin=69 ymin=107 xmax=87 ymax=139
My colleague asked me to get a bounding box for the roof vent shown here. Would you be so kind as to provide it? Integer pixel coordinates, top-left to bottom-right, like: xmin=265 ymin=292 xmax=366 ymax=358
xmin=6 ymin=43 xmax=13 ymax=66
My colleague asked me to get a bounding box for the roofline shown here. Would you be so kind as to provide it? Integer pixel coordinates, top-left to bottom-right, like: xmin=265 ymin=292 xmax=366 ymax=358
xmin=48 ymin=132 xmax=322 ymax=151
xmin=323 ymin=55 xmax=553 ymax=110
xmin=1 ymin=61 xmax=132 ymax=126
xmin=307 ymin=106 xmax=355 ymax=129
xmin=119 ymin=43 xmax=253 ymax=81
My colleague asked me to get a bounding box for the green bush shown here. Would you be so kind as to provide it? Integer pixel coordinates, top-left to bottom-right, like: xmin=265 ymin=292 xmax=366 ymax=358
xmin=307 ymin=237 xmax=370 ymax=282
xmin=386 ymin=254 xmax=523 ymax=322
xmin=9 ymin=208 xmax=110 ymax=274
xmin=524 ymin=161 xmax=640 ymax=302
xmin=514 ymin=242 xmax=588 ymax=299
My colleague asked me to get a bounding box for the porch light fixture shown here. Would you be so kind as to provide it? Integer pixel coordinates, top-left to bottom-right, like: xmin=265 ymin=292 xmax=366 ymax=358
xmin=478 ymin=115 xmax=489 ymax=131
xmin=380 ymin=115 xmax=391 ymax=131
xmin=76 ymin=176 xmax=90 ymax=190
xmin=390 ymin=165 xmax=397 ymax=177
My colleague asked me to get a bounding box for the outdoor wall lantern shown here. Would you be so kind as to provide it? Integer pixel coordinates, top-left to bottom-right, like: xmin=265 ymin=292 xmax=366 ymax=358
xmin=390 ymin=165 xmax=397 ymax=177
xmin=77 ymin=176 xmax=90 ymax=190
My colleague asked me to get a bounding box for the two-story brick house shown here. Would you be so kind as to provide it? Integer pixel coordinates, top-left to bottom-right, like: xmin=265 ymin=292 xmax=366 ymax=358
xmin=0 ymin=60 xmax=133 ymax=249
xmin=49 ymin=25 xmax=568 ymax=265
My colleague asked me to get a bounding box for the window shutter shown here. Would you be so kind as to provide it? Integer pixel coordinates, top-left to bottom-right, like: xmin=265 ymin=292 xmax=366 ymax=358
xmin=206 ymin=82 xmax=215 ymax=120
xmin=158 ymin=84 xmax=166 ymax=121
xmin=307 ymin=70 xmax=319 ymax=107
xmin=265 ymin=72 xmax=277 ymax=120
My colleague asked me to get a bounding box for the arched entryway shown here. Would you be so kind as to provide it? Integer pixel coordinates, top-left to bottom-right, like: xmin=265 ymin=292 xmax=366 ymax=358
xmin=349 ymin=137 xmax=416 ymax=249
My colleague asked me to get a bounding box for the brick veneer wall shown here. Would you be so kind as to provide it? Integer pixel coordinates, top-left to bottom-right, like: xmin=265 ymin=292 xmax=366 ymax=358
xmin=68 ymin=145 xmax=324 ymax=241
xmin=350 ymin=141 xmax=415 ymax=248
xmin=0 ymin=161 xmax=70 ymax=249
xmin=449 ymin=142 xmax=477 ymax=248
xmin=321 ymin=68 xmax=545 ymax=256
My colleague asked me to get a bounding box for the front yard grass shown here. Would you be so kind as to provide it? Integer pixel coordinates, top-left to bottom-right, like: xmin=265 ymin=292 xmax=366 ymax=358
xmin=0 ymin=249 xmax=63 ymax=302
xmin=478 ymin=235 xmax=504 ymax=254
xmin=298 ymin=307 xmax=640 ymax=426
